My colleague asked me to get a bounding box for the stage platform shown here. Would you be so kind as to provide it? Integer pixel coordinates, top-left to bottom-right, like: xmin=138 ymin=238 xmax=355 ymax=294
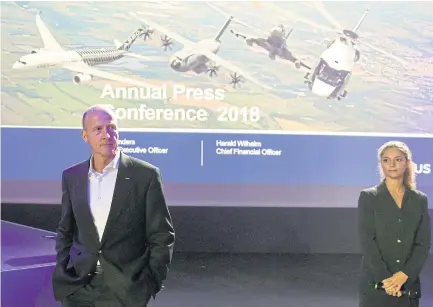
xmin=1 ymin=220 xmax=432 ymax=307
xmin=154 ymin=253 xmax=433 ymax=307
xmin=1 ymin=220 xmax=59 ymax=307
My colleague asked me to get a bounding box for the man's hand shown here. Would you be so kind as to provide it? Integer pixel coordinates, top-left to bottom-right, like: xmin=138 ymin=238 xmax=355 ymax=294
xmin=382 ymin=271 xmax=408 ymax=296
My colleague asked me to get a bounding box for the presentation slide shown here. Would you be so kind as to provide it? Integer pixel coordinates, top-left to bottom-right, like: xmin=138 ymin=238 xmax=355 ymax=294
xmin=1 ymin=1 xmax=432 ymax=207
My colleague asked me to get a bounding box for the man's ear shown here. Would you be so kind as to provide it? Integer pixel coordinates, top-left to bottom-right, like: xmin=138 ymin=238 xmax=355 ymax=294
xmin=81 ymin=130 xmax=88 ymax=143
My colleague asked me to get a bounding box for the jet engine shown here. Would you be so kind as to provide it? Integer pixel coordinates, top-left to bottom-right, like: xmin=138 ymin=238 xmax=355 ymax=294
xmin=73 ymin=73 xmax=92 ymax=85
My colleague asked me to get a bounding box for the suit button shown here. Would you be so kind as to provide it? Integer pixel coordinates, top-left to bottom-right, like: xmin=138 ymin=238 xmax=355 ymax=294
xmin=99 ymin=251 xmax=102 ymax=254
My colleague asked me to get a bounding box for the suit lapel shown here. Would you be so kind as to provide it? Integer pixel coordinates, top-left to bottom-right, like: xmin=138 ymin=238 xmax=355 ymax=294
xmin=377 ymin=180 xmax=410 ymax=210
xmin=100 ymin=153 xmax=133 ymax=246
xmin=73 ymin=160 xmax=100 ymax=248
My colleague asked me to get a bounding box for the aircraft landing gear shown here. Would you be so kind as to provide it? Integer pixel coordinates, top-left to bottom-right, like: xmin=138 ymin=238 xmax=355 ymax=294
xmin=294 ymin=60 xmax=301 ymax=69
xmin=337 ymin=90 xmax=347 ymax=101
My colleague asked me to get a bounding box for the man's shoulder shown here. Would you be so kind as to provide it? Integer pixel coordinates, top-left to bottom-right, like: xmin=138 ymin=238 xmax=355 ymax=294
xmin=62 ymin=159 xmax=89 ymax=177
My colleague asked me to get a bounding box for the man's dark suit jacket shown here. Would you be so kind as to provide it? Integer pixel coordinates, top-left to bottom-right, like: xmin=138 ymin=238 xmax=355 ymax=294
xmin=52 ymin=152 xmax=175 ymax=306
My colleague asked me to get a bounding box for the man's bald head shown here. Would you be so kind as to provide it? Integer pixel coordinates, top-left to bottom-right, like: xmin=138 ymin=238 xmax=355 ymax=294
xmin=82 ymin=105 xmax=117 ymax=130
xmin=81 ymin=105 xmax=119 ymax=159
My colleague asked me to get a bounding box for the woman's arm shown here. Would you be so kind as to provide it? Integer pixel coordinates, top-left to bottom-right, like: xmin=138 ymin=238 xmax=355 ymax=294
xmin=358 ymin=190 xmax=393 ymax=282
xmin=401 ymin=196 xmax=431 ymax=282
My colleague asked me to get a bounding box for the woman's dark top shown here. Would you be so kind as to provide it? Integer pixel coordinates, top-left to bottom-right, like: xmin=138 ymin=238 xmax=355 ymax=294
xmin=358 ymin=181 xmax=431 ymax=307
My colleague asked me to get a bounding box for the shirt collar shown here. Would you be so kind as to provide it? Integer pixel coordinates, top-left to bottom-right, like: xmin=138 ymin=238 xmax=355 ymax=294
xmin=88 ymin=151 xmax=121 ymax=176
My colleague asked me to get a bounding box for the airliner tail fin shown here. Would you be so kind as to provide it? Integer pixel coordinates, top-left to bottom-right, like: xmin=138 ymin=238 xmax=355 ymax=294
xmin=116 ymin=28 xmax=145 ymax=51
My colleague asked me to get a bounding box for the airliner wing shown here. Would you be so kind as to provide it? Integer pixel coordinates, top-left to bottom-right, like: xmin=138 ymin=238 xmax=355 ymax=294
xmin=36 ymin=13 xmax=63 ymax=50
xmin=63 ymin=63 xmax=155 ymax=88
xmin=200 ymin=49 xmax=273 ymax=90
xmin=129 ymin=12 xmax=194 ymax=47
xmin=123 ymin=52 xmax=167 ymax=62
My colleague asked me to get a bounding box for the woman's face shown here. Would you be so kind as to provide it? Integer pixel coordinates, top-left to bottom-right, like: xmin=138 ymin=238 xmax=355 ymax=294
xmin=380 ymin=147 xmax=408 ymax=180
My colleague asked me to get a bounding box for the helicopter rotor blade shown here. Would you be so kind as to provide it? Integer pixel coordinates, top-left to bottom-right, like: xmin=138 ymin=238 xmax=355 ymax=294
xmin=311 ymin=0 xmax=344 ymax=31
xmin=266 ymin=2 xmax=337 ymax=33
xmin=231 ymin=18 xmax=268 ymax=36
xmin=361 ymin=41 xmax=410 ymax=67
xmin=206 ymin=1 xmax=267 ymax=35
xmin=308 ymin=2 xmax=410 ymax=67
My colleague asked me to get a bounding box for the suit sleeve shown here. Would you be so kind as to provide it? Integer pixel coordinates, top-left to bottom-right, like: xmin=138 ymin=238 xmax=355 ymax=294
xmin=358 ymin=190 xmax=392 ymax=282
xmin=402 ymin=196 xmax=431 ymax=281
xmin=54 ymin=171 xmax=75 ymax=272
xmin=144 ymin=167 xmax=175 ymax=295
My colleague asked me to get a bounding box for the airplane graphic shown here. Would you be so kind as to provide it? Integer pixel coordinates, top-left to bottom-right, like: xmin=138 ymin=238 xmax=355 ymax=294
xmin=130 ymin=12 xmax=273 ymax=90
xmin=229 ymin=25 xmax=311 ymax=70
xmin=12 ymin=12 xmax=156 ymax=87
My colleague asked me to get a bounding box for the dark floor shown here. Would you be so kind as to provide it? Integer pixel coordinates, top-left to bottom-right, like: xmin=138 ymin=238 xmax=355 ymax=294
xmin=149 ymin=253 xmax=433 ymax=307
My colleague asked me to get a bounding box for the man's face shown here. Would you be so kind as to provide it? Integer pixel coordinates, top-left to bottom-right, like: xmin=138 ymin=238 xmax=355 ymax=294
xmin=82 ymin=109 xmax=118 ymax=158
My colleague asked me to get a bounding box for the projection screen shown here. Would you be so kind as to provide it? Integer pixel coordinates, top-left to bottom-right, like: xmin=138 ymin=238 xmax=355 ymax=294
xmin=1 ymin=1 xmax=432 ymax=207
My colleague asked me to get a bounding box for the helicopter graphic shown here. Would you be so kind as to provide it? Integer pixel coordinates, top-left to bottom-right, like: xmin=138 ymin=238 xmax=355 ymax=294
xmin=303 ymin=9 xmax=370 ymax=100
xmin=297 ymin=1 xmax=409 ymax=101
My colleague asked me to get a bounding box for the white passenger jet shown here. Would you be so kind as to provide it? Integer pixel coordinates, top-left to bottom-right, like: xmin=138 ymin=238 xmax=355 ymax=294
xmin=130 ymin=12 xmax=273 ymax=90
xmin=12 ymin=12 xmax=155 ymax=87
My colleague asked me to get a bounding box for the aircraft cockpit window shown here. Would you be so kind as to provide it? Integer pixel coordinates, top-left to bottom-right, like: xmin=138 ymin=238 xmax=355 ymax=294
xmin=31 ymin=50 xmax=37 ymax=54
xmin=180 ymin=55 xmax=191 ymax=63
xmin=316 ymin=59 xmax=349 ymax=87
xmin=19 ymin=61 xmax=27 ymax=65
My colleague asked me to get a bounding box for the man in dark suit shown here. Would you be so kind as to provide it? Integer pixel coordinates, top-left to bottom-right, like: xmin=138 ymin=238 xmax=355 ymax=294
xmin=52 ymin=105 xmax=175 ymax=307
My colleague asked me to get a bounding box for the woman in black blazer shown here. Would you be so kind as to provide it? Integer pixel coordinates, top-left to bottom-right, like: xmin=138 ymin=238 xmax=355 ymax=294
xmin=358 ymin=141 xmax=431 ymax=307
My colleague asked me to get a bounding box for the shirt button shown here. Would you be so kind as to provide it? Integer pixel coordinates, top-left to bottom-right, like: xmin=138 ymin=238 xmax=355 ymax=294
xmin=396 ymin=260 xmax=400 ymax=263
xmin=397 ymin=239 xmax=401 ymax=243
xmin=398 ymin=219 xmax=402 ymax=222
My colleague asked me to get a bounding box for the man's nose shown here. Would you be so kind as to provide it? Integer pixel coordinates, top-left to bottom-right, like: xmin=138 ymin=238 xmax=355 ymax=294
xmin=101 ymin=128 xmax=111 ymax=138
xmin=103 ymin=132 xmax=112 ymax=139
